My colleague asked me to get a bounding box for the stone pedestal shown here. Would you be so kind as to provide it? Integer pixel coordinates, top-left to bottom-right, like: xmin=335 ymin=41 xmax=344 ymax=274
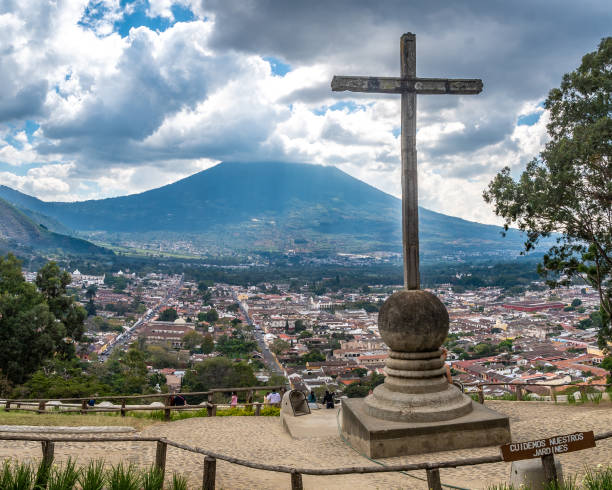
xmin=342 ymin=397 xmax=510 ymax=458
xmin=340 ymin=289 xmax=511 ymax=457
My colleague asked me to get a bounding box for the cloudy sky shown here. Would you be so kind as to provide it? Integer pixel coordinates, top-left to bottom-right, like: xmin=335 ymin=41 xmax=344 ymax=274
xmin=0 ymin=0 xmax=609 ymax=224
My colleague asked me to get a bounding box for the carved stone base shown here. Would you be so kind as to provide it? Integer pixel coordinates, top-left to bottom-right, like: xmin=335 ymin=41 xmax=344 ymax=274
xmin=364 ymin=348 xmax=473 ymax=422
xmin=342 ymin=397 xmax=511 ymax=458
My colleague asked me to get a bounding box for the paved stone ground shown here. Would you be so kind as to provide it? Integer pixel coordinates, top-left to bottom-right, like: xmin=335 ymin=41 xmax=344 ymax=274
xmin=0 ymin=401 xmax=611 ymax=489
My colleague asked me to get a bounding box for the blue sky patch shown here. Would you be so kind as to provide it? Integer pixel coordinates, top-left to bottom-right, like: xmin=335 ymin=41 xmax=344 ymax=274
xmin=79 ymin=1 xmax=196 ymax=37
xmin=517 ymin=101 xmax=545 ymax=126
xmin=24 ymin=121 xmax=40 ymax=143
xmin=313 ymin=100 xmax=367 ymax=116
xmin=0 ymin=161 xmax=44 ymax=176
xmin=264 ymin=56 xmax=292 ymax=76
xmin=517 ymin=111 xmax=542 ymax=126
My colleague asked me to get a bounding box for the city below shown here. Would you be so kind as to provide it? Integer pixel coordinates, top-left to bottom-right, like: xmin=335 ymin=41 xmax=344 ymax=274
xmin=33 ymin=267 xmax=606 ymax=400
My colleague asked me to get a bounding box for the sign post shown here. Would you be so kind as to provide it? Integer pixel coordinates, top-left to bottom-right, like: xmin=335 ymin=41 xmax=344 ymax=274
xmin=500 ymin=431 xmax=596 ymax=485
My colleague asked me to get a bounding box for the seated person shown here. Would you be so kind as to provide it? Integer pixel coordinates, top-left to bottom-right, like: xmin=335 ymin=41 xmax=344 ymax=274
xmin=307 ymin=390 xmax=319 ymax=409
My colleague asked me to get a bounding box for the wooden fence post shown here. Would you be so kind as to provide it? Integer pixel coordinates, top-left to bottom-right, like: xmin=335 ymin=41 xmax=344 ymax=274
xmin=4 ymin=401 xmax=10 ymax=412
xmin=81 ymin=399 xmax=88 ymax=415
xmin=211 ymin=404 xmax=217 ymax=416
xmin=426 ymin=468 xmax=442 ymax=490
xmin=38 ymin=440 xmax=54 ymax=487
xmin=41 ymin=440 xmax=54 ymax=466
xmin=516 ymin=386 xmax=523 ymax=401
xmin=541 ymin=454 xmax=558 ymax=485
xmin=38 ymin=401 xmax=46 ymax=414
xmin=477 ymin=385 xmax=484 ymax=404
xmin=255 ymin=402 xmax=261 ymax=416
xmin=290 ymin=470 xmax=304 ymax=490
xmin=155 ymin=440 xmax=167 ymax=478
xmin=164 ymin=396 xmax=172 ymax=421
xmin=247 ymin=390 xmax=253 ymax=404
xmin=202 ymin=456 xmax=216 ymax=490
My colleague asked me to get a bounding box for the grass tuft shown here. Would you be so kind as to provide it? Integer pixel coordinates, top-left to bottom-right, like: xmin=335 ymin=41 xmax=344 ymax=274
xmin=78 ymin=460 xmax=106 ymax=490
xmin=107 ymin=462 xmax=141 ymax=490
xmin=171 ymin=472 xmax=189 ymax=490
xmin=48 ymin=458 xmax=80 ymax=490
xmin=583 ymin=464 xmax=612 ymax=489
xmin=141 ymin=465 xmax=165 ymax=490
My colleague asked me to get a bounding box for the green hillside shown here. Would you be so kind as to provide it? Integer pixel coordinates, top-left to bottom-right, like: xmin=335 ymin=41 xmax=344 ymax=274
xmin=0 ymin=198 xmax=112 ymax=256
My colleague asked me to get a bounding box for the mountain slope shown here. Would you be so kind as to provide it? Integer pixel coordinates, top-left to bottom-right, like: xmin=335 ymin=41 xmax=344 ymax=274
xmin=0 ymin=161 xmax=528 ymax=255
xmin=0 ymin=198 xmax=112 ymax=256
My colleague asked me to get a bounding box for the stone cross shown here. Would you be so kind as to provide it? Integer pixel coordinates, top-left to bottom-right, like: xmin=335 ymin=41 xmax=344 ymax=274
xmin=331 ymin=33 xmax=483 ymax=290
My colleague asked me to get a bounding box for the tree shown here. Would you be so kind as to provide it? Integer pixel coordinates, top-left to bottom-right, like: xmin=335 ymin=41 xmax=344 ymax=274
xmin=201 ymin=334 xmax=214 ymax=354
xmin=204 ymin=309 xmax=219 ymax=323
xmin=17 ymin=358 xmax=111 ymax=399
xmin=158 ymin=308 xmax=178 ymax=322
xmin=473 ymin=343 xmax=494 ymax=356
xmin=270 ymin=339 xmax=290 ymax=356
xmin=0 ymin=255 xmax=60 ymax=384
xmin=293 ymin=319 xmax=306 ymax=333
xmin=484 ymin=38 xmax=612 ymax=347
xmin=227 ymin=303 xmax=240 ymax=313
xmin=182 ymin=331 xmax=205 ymax=353
xmin=302 ymin=349 xmax=326 ymax=363
xmin=85 ymin=285 xmax=97 ymax=300
xmin=36 ymin=262 xmax=87 ymax=358
xmin=601 ymin=356 xmax=612 ymax=383
xmin=215 ymin=334 xmax=257 ymax=358
xmin=182 ymin=357 xmax=256 ymax=394
xmin=267 ymin=374 xmax=288 ymax=387
xmin=85 ymin=299 xmax=97 ymax=317
xmin=344 ymin=383 xmax=370 ymax=398
xmin=146 ymin=345 xmax=179 ymax=368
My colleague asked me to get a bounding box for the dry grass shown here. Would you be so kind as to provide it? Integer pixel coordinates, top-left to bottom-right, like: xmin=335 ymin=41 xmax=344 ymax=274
xmin=0 ymin=411 xmax=160 ymax=431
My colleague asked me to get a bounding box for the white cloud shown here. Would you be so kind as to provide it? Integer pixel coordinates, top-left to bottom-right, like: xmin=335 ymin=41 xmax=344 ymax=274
xmin=0 ymin=0 xmax=607 ymax=227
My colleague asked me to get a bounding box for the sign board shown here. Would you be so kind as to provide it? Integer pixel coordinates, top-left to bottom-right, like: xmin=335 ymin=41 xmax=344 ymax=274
xmin=500 ymin=431 xmax=595 ymax=462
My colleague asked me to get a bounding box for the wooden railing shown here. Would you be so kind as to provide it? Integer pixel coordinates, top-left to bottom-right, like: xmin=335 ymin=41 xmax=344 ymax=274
xmin=461 ymin=382 xmax=612 ymax=404
xmin=1 ymin=429 xmax=611 ymax=490
xmin=1 ymin=385 xmax=287 ymax=421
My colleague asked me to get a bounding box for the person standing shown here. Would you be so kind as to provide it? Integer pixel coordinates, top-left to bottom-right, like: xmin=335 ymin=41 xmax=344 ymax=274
xmin=230 ymin=392 xmax=238 ymax=408
xmin=323 ymin=390 xmax=334 ymax=409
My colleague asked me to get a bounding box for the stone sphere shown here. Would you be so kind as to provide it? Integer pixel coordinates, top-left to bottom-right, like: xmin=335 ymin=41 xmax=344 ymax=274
xmin=378 ymin=290 xmax=449 ymax=352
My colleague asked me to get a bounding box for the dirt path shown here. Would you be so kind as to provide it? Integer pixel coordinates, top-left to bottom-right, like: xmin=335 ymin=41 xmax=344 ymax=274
xmin=0 ymin=401 xmax=611 ymax=489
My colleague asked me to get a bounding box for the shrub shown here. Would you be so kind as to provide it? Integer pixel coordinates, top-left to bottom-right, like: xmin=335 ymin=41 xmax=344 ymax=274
xmin=107 ymin=462 xmax=140 ymax=490
xmin=78 ymin=460 xmax=105 ymax=490
xmin=48 ymin=458 xmax=80 ymax=490
xmin=141 ymin=465 xmax=164 ymax=490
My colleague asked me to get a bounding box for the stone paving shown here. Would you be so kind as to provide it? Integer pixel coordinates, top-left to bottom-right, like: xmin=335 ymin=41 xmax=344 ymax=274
xmin=0 ymin=401 xmax=611 ymax=489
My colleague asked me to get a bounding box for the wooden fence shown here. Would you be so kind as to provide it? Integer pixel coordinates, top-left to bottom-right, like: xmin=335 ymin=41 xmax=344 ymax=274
xmin=462 ymin=382 xmax=612 ymax=404
xmin=1 ymin=385 xmax=287 ymax=421
xmin=1 ymin=429 xmax=611 ymax=490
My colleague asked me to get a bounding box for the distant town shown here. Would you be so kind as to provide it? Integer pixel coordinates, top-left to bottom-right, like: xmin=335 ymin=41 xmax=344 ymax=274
xmin=24 ymin=266 xmax=605 ymax=400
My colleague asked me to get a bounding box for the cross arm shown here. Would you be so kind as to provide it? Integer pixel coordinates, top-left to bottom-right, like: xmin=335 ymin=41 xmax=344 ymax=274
xmin=331 ymin=76 xmax=483 ymax=95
